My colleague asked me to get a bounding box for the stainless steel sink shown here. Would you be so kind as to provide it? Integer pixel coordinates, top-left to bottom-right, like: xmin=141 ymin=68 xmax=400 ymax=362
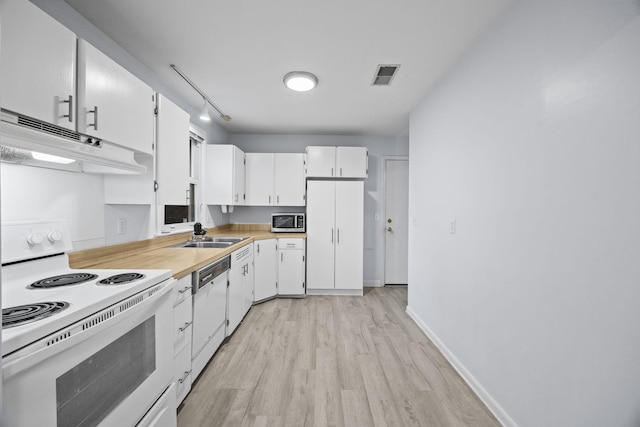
xmin=201 ymin=237 xmax=247 ymax=243
xmin=177 ymin=241 xmax=233 ymax=249
xmin=172 ymin=236 xmax=248 ymax=248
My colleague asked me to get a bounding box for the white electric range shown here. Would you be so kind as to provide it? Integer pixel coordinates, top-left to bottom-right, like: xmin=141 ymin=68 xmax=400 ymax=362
xmin=1 ymin=219 xmax=177 ymax=427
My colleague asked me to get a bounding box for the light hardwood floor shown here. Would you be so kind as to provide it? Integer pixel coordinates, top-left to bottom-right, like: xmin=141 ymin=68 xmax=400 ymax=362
xmin=177 ymin=287 xmax=499 ymax=427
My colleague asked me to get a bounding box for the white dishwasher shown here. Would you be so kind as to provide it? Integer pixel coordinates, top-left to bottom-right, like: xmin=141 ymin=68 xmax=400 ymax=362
xmin=191 ymin=255 xmax=230 ymax=380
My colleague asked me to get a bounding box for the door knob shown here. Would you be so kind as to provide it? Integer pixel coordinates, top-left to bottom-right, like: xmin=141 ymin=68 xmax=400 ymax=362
xmin=387 ymin=227 xmax=393 ymax=232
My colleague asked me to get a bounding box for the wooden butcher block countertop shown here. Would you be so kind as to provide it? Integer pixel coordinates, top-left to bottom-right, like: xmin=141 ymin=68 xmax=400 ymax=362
xmin=68 ymin=224 xmax=305 ymax=279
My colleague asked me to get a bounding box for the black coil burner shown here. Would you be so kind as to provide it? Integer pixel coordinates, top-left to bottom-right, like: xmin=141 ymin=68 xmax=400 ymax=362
xmin=2 ymin=302 xmax=70 ymax=328
xmin=98 ymin=273 xmax=145 ymax=286
xmin=28 ymin=273 xmax=98 ymax=289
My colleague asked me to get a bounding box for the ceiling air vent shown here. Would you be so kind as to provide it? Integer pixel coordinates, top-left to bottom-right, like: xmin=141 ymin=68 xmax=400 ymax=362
xmin=372 ymin=64 xmax=400 ymax=86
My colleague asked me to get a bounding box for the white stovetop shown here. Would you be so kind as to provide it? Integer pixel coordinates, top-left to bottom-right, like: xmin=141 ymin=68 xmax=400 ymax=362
xmin=1 ymin=220 xmax=173 ymax=357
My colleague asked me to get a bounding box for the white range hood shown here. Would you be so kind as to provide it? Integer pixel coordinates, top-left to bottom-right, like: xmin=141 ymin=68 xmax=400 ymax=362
xmin=0 ymin=110 xmax=146 ymax=174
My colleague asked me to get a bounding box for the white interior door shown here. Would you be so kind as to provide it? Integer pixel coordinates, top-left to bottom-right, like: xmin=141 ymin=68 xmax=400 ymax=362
xmin=384 ymin=159 xmax=409 ymax=285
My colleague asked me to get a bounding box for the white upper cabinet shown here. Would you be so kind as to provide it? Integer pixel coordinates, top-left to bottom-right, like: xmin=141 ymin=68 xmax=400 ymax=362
xmin=206 ymin=145 xmax=246 ymax=206
xmin=77 ymin=40 xmax=154 ymax=155
xmin=155 ymin=95 xmax=191 ymax=206
xmin=245 ymin=153 xmax=274 ymax=205
xmin=0 ymin=0 xmax=76 ymax=130
xmin=305 ymin=146 xmax=368 ymax=178
xmin=0 ymin=0 xmax=154 ymax=155
xmin=246 ymin=152 xmax=305 ymax=206
xmin=274 ymin=153 xmax=305 ymax=205
xmin=305 ymin=146 xmax=336 ymax=178
xmin=336 ymin=147 xmax=368 ymax=178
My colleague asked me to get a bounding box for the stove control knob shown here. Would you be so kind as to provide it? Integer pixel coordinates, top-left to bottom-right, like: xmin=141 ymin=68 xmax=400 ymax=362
xmin=27 ymin=233 xmax=44 ymax=245
xmin=47 ymin=230 xmax=63 ymax=243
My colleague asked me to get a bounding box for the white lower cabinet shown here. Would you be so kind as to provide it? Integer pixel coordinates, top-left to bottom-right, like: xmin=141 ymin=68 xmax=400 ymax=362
xmin=278 ymin=238 xmax=306 ymax=296
xmin=227 ymin=245 xmax=253 ymax=336
xmin=253 ymin=239 xmax=278 ymax=302
xmin=172 ymin=275 xmax=193 ymax=407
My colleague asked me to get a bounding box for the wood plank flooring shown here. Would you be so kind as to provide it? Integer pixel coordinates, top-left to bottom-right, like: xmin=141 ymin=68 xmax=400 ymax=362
xmin=177 ymin=287 xmax=499 ymax=427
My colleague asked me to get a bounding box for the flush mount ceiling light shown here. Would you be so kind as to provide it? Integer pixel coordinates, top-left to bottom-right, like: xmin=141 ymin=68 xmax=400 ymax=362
xmin=170 ymin=64 xmax=231 ymax=122
xmin=283 ymin=71 xmax=318 ymax=92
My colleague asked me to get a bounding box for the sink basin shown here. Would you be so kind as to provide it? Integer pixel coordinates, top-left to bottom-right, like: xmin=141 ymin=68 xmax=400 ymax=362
xmin=200 ymin=237 xmax=247 ymax=243
xmin=177 ymin=241 xmax=233 ymax=249
xmin=172 ymin=236 xmax=248 ymax=249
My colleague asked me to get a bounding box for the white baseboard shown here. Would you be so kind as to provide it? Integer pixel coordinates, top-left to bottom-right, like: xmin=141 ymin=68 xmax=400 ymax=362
xmin=364 ymin=280 xmax=383 ymax=287
xmin=405 ymin=306 xmax=518 ymax=427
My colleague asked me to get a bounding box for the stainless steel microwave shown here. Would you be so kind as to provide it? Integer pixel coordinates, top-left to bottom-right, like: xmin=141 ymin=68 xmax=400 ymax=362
xmin=271 ymin=213 xmax=305 ymax=232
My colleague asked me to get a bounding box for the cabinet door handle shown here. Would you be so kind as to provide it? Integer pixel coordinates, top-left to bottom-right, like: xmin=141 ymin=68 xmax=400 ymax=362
xmin=88 ymin=106 xmax=98 ymax=130
xmin=268 ymin=195 xmax=271 ymax=204
xmin=62 ymin=95 xmax=73 ymax=122
xmin=178 ymin=370 xmax=192 ymax=384
xmin=235 ymin=193 xmax=238 ymax=203
xmin=281 ymin=252 xmax=284 ymax=262
xmin=179 ymin=321 xmax=193 ymax=332
xmin=340 ymin=167 xmax=343 ymax=177
xmin=178 ymin=286 xmax=192 ymax=294
xmin=337 ymin=229 xmax=340 ymax=244
xmin=277 ymin=195 xmax=280 ymax=204
xmin=331 ymin=167 xmax=334 ymax=177
xmin=257 ymin=244 xmax=260 ymax=254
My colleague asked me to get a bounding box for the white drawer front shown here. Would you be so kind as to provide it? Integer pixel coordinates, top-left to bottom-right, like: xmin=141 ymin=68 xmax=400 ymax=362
xmin=278 ymin=238 xmax=305 ymax=250
xmin=174 ymin=344 xmax=192 ymax=407
xmin=172 ymin=275 xmax=193 ymax=306
xmin=173 ymin=295 xmax=193 ymax=354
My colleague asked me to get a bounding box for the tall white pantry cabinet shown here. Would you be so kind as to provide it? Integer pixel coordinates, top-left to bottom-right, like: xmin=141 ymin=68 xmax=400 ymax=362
xmin=306 ymin=180 xmax=364 ymax=295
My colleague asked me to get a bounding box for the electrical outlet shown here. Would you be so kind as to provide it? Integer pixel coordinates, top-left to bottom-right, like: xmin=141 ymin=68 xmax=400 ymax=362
xmin=117 ymin=218 xmax=126 ymax=235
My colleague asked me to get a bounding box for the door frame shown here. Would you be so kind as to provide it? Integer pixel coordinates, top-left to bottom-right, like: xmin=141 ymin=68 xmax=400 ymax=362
xmin=381 ymin=155 xmax=410 ymax=286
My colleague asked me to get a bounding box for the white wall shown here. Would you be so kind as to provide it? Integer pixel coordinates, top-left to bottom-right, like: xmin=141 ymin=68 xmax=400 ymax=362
xmin=229 ymin=134 xmax=409 ymax=285
xmin=408 ymin=1 xmax=640 ymax=426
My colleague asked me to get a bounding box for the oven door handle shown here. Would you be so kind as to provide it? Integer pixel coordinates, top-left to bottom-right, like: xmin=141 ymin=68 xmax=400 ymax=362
xmin=3 ymin=279 xmax=174 ymax=379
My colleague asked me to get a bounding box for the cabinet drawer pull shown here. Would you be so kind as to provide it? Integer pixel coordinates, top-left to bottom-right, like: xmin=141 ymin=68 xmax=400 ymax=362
xmin=62 ymin=95 xmax=73 ymax=122
xmin=179 ymin=321 xmax=193 ymax=332
xmin=88 ymin=106 xmax=98 ymax=130
xmin=178 ymin=286 xmax=192 ymax=294
xmin=178 ymin=370 xmax=192 ymax=384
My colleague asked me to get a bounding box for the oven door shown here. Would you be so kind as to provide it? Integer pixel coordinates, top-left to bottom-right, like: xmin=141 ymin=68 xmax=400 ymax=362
xmin=2 ymin=280 xmax=175 ymax=427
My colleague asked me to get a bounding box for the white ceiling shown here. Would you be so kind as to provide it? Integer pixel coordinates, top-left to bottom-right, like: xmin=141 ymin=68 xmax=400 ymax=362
xmin=63 ymin=0 xmax=512 ymax=136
